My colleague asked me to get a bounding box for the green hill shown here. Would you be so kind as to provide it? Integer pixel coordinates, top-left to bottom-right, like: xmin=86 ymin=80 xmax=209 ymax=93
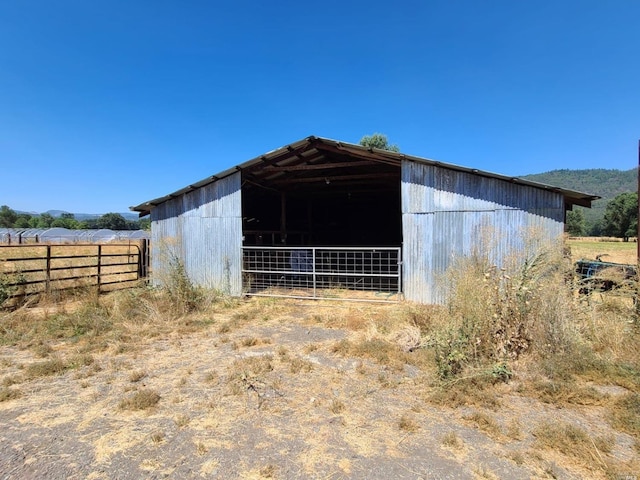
xmin=521 ymin=168 xmax=637 ymax=233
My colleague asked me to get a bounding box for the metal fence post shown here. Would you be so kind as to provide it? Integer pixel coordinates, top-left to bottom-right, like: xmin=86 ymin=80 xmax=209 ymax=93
xmin=97 ymin=244 xmax=102 ymax=292
xmin=312 ymin=247 xmax=317 ymax=298
xmin=45 ymin=245 xmax=51 ymax=294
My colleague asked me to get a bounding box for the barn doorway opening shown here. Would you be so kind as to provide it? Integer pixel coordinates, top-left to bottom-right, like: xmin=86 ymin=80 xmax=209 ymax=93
xmin=242 ymin=188 xmax=401 ymax=247
xmin=240 ymin=143 xmax=402 ymax=247
xmin=239 ymin=139 xmax=402 ymax=300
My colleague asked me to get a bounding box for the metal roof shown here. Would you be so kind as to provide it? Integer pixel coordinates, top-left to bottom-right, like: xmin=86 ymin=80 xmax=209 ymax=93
xmin=130 ymin=135 xmax=600 ymax=217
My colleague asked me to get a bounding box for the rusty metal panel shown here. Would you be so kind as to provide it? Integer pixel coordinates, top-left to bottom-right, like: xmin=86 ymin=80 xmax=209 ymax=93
xmin=150 ymin=172 xmax=242 ymax=295
xmin=402 ymin=160 xmax=564 ymax=304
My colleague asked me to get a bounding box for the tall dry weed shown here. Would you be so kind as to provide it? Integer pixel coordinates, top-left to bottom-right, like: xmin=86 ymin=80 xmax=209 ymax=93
xmin=424 ymin=228 xmax=640 ymax=399
xmin=430 ymin=231 xmax=579 ymax=379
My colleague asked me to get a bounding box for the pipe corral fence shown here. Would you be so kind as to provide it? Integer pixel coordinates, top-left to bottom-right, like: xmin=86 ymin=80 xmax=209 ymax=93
xmin=242 ymin=246 xmax=402 ymax=302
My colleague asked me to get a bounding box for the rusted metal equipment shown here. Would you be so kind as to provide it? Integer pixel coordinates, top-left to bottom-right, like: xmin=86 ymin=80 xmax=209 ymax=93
xmin=575 ymin=257 xmax=637 ymax=295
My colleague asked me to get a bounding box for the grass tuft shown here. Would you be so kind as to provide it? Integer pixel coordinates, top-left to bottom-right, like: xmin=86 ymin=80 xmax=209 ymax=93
xmin=441 ymin=431 xmax=462 ymax=449
xmin=129 ymin=370 xmax=147 ymax=383
xmin=533 ymin=420 xmax=615 ymax=473
xmin=119 ymin=388 xmax=161 ymax=410
xmin=288 ymin=356 xmax=313 ymax=374
xmin=227 ymin=355 xmax=274 ymax=395
xmin=25 ymin=357 xmax=69 ymax=379
xmin=0 ymin=386 xmax=21 ymax=402
xmin=528 ymin=378 xmax=609 ymax=406
xmin=429 ymin=374 xmax=500 ymax=409
xmin=259 ymin=464 xmax=277 ymax=478
xmin=463 ymin=411 xmax=502 ymax=439
xmin=150 ymin=430 xmax=165 ymax=444
xmin=609 ymin=392 xmax=640 ymax=437
xmin=398 ymin=413 xmax=420 ymax=432
xmin=329 ymin=398 xmax=345 ymax=414
xmin=174 ymin=414 xmax=190 ymax=428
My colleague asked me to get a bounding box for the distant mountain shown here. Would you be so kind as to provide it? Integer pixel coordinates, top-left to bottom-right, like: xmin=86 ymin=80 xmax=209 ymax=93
xmin=521 ymin=168 xmax=637 ymax=229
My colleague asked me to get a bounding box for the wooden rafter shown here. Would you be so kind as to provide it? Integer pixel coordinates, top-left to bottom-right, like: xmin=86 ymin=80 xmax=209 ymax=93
xmin=314 ymin=143 xmax=401 ymax=167
xmin=270 ymin=173 xmax=396 ymax=184
xmin=262 ymin=160 xmax=379 ymax=172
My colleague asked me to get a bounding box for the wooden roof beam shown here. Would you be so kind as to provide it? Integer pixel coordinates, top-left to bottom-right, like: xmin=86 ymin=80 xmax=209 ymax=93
xmin=271 ymin=173 xmax=397 ymax=184
xmin=262 ymin=160 xmax=381 ymax=172
xmin=314 ymin=143 xmax=401 ymax=167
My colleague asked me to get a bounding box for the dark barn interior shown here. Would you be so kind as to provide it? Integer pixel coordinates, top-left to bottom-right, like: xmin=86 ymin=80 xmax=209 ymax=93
xmin=241 ymin=139 xmax=402 ymax=247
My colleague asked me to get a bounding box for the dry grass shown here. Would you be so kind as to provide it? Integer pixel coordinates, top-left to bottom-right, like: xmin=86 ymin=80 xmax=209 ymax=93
xmin=463 ymin=411 xmax=502 ymax=440
xmin=526 ymin=378 xmax=610 ymax=406
xmin=150 ymin=430 xmax=165 ymax=444
xmin=174 ymin=414 xmax=190 ymax=428
xmin=331 ymin=337 xmax=406 ymax=371
xmin=532 ymin=420 xmax=616 ymax=475
xmin=398 ymin=413 xmax=420 ymax=432
xmin=227 ymin=355 xmax=274 ymax=396
xmin=0 ymin=386 xmax=21 ymax=402
xmin=287 ymin=356 xmax=313 ymax=374
xmin=329 ymin=398 xmax=345 ymax=414
xmin=258 ymin=464 xmax=277 ymax=478
xmin=129 ymin=370 xmax=147 ymax=383
xmin=429 ymin=375 xmax=501 ymax=409
xmin=24 ymin=357 xmax=70 ymax=378
xmin=609 ymin=393 xmax=640 ymax=438
xmin=1 ymin=236 xmax=639 ymax=478
xmin=0 ymin=243 xmax=145 ymax=305
xmin=441 ymin=431 xmax=462 ymax=449
xmin=119 ymin=388 xmax=161 ymax=411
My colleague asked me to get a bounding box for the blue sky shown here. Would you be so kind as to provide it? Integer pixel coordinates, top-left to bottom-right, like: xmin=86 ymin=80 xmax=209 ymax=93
xmin=1 ymin=1 xmax=639 ymax=214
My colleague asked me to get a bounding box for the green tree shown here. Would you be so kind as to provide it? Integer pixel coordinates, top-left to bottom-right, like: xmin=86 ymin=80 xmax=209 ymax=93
xmin=359 ymin=133 xmax=400 ymax=152
xmin=35 ymin=213 xmax=55 ymax=228
xmin=139 ymin=218 xmax=151 ymax=230
xmin=51 ymin=213 xmax=80 ymax=229
xmin=602 ymin=192 xmax=638 ymax=240
xmin=0 ymin=205 xmax=18 ymax=227
xmin=14 ymin=214 xmax=32 ymax=228
xmin=97 ymin=213 xmax=128 ymax=230
xmin=565 ymin=209 xmax=586 ymax=236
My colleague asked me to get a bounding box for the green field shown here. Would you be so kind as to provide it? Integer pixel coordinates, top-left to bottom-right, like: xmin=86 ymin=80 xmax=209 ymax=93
xmin=567 ymin=238 xmax=637 ymax=265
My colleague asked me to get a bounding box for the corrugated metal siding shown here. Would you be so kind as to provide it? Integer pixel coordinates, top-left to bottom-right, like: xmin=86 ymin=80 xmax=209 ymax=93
xmin=402 ymin=161 xmax=564 ymax=304
xmin=150 ymin=172 xmax=242 ymax=295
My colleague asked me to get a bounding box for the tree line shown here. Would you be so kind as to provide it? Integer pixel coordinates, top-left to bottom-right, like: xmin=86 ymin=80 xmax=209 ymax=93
xmin=564 ymin=191 xmax=637 ymax=238
xmin=0 ymin=206 xmax=150 ymax=231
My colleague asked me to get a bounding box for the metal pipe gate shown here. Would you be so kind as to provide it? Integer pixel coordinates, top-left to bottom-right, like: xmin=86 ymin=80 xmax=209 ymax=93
xmin=242 ymin=247 xmax=402 ymax=302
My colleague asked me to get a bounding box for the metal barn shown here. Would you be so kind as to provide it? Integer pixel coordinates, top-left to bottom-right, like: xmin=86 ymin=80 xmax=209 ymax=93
xmin=131 ymin=136 xmax=597 ymax=304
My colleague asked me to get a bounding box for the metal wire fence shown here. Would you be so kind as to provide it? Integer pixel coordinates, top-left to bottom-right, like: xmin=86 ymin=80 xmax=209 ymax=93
xmin=242 ymin=247 xmax=402 ymax=302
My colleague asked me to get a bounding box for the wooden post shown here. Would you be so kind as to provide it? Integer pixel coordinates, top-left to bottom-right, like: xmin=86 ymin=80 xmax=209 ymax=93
xmin=636 ymin=139 xmax=640 ymax=318
xmin=280 ymin=191 xmax=287 ymax=245
xmin=307 ymin=199 xmax=313 ymax=245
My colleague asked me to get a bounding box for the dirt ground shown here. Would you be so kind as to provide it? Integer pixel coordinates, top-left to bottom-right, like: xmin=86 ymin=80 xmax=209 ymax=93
xmin=0 ymin=299 xmax=638 ymax=480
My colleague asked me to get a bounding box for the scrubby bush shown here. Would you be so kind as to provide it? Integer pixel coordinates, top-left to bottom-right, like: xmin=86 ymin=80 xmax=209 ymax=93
xmin=431 ymin=233 xmax=577 ymax=380
xmin=163 ymin=255 xmax=203 ymax=314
